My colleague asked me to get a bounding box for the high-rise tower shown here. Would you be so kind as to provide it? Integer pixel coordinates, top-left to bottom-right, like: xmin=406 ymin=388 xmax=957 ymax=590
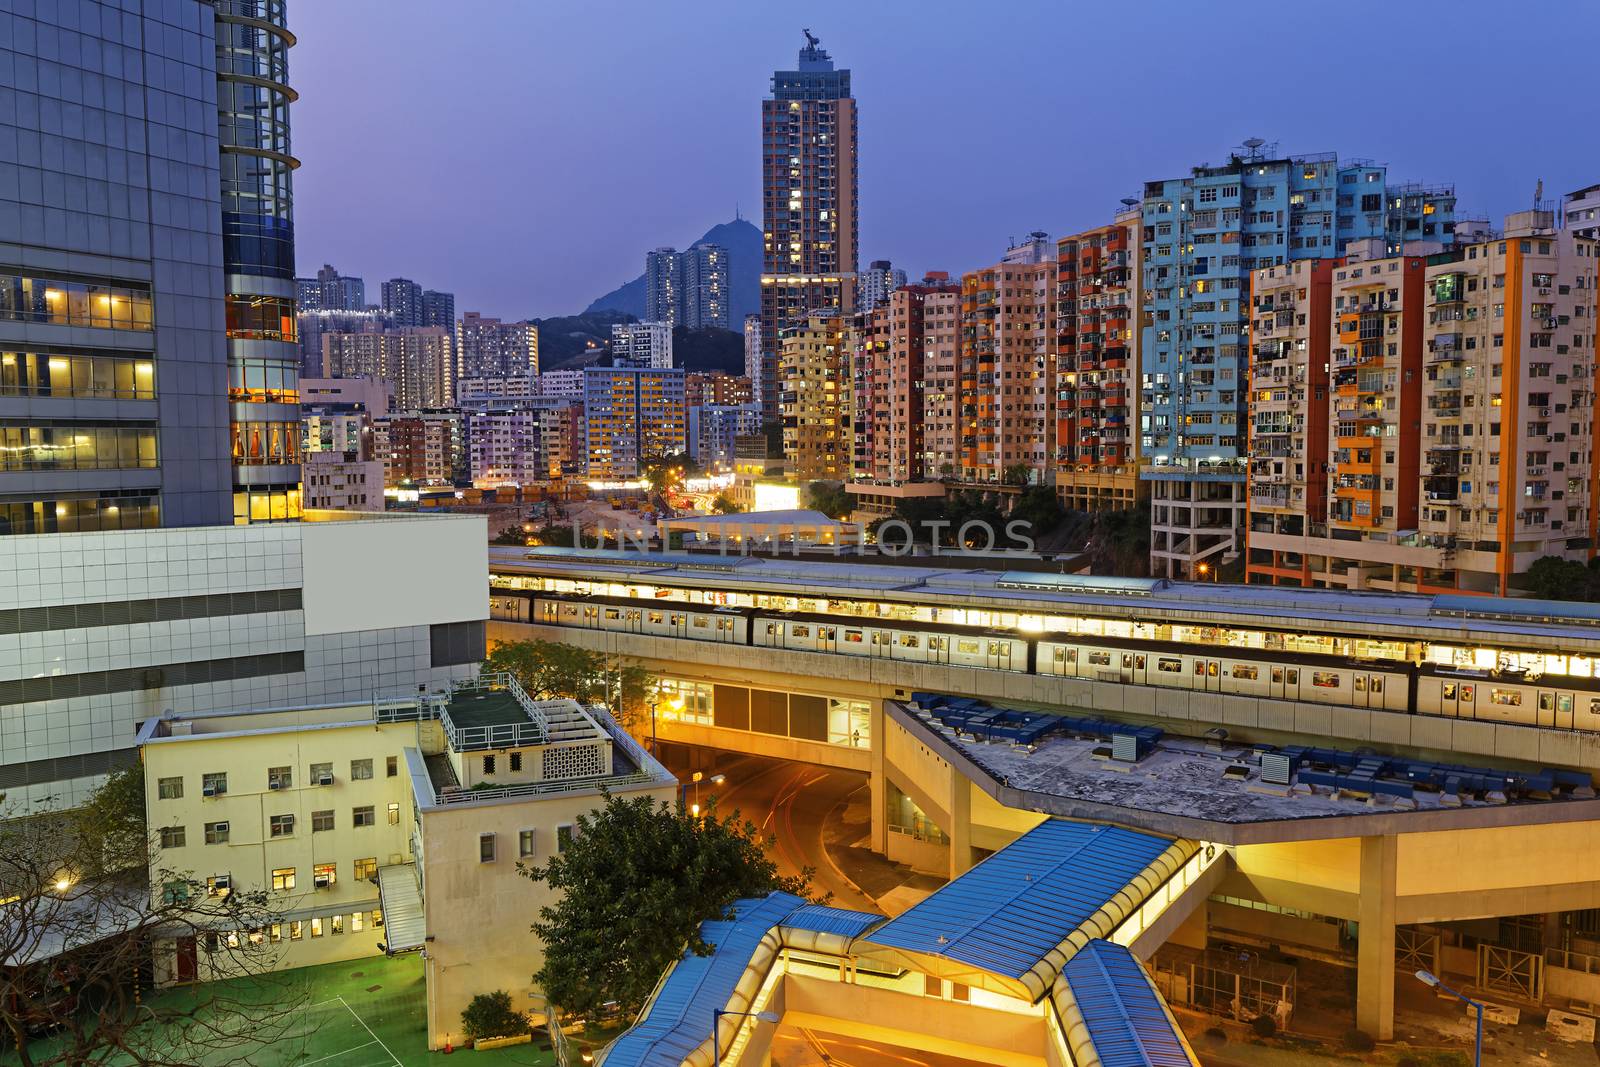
xmin=759 ymin=31 xmax=857 ymax=418
xmin=215 ymin=0 xmax=303 ymax=523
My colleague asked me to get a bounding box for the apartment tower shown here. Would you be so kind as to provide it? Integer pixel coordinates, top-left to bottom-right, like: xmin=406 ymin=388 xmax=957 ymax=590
xmin=759 ymin=32 xmax=858 ymax=418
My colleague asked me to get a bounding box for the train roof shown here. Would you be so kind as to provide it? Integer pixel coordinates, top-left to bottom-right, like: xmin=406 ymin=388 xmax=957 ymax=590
xmin=488 ymin=547 xmax=1600 ymax=651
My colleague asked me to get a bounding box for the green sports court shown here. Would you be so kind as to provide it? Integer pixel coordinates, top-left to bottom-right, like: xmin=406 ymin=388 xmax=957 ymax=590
xmin=3 ymin=956 xmax=560 ymax=1067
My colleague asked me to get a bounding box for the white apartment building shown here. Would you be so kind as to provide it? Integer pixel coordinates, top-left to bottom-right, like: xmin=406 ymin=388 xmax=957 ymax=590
xmin=0 ymin=514 xmax=488 ymax=808
xmin=610 ymin=321 xmax=674 ymax=370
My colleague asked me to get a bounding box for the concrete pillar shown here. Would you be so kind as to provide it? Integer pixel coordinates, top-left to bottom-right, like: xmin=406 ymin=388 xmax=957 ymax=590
xmin=949 ymin=767 xmax=973 ymax=879
xmin=1543 ymin=911 xmax=1565 ymax=953
xmin=870 ymin=698 xmax=887 ymax=853
xmin=1357 ymin=834 xmax=1398 ymax=1041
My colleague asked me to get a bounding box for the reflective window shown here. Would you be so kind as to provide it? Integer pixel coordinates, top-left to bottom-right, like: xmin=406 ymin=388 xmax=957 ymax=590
xmin=226 ymin=294 xmax=298 ymax=342
xmin=0 ymin=271 xmax=153 ymax=331
xmin=0 ymin=350 xmax=155 ymax=399
xmin=0 ymin=426 xmax=157 ymax=470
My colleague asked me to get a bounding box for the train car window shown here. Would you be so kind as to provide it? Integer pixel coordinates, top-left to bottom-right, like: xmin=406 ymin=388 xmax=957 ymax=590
xmin=792 ymin=624 xmax=810 ymax=638
xmin=1272 ymin=667 xmax=1283 ymax=683
xmin=1193 ymin=661 xmax=1206 ymax=677
xmin=1591 ymin=698 xmax=1600 ymax=716
xmin=1539 ymin=692 xmax=1554 ymax=711
xmin=988 ymin=642 xmax=1001 ymax=655
xmin=1286 ymin=669 xmax=1300 ymax=685
xmin=1135 ymin=655 xmax=1146 ymax=669
xmin=627 ymin=610 xmax=641 ymax=621
xmin=1371 ymin=677 xmax=1383 ymax=694
xmin=605 ymin=609 xmax=620 ymax=620
xmin=765 ymin=622 xmax=777 ymax=635
xmin=1459 ymin=685 xmax=1473 ymax=700
xmin=650 ymin=611 xmax=664 ymax=624
xmin=927 ymin=636 xmax=943 ymax=650
xmin=1122 ymin=653 xmax=1133 ymax=668
xmin=1560 ymin=694 xmax=1574 ymax=713
xmin=1089 ymin=651 xmax=1112 ymax=666
xmin=1207 ymin=662 xmax=1220 ymax=677
xmin=845 ymin=630 xmax=864 ymax=643
xmin=821 ymin=628 xmax=836 ymax=640
xmin=1232 ymin=665 xmax=1258 ymax=680
xmin=1355 ymin=677 xmax=1366 ymax=693
xmin=670 ymin=614 xmax=684 ymax=625
xmin=1442 ymin=683 xmax=1457 ymax=699
xmin=583 ymin=607 xmax=598 ymax=620
xmin=899 ymin=634 xmax=920 ymax=648
xmin=1491 ymin=689 xmax=1522 ymax=706
xmin=692 ymin=616 xmax=709 ymax=628
xmin=958 ymin=640 xmax=980 ymax=654
xmin=1312 ymin=671 xmax=1339 ymax=688
xmin=1158 ymin=658 xmax=1182 ymax=673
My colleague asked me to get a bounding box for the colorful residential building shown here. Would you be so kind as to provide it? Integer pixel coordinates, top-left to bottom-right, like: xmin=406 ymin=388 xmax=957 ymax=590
xmin=1420 ymin=210 xmax=1597 ymax=595
xmin=959 ymin=251 xmax=1056 ymax=485
xmin=1246 ymin=246 xmax=1430 ymax=588
xmin=582 ymin=366 xmax=687 ymax=479
xmin=850 ymin=274 xmax=960 ymax=486
xmin=1142 ymin=142 xmax=1458 ymax=578
xmin=1055 ymin=207 xmax=1144 ymax=511
xmin=779 ymin=316 xmax=851 ymax=482
xmin=374 ymin=410 xmax=463 ymax=487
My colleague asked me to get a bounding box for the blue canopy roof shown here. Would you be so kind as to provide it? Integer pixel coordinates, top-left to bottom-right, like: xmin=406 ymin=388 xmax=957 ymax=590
xmin=862 ymin=820 xmax=1173 ymax=981
xmin=1061 ymin=940 xmax=1195 ymax=1066
xmin=602 ymin=893 xmax=809 ymax=1067
xmin=780 ymin=903 xmax=885 ymax=939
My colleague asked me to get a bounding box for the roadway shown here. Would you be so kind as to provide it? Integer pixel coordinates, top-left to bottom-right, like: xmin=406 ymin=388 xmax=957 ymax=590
xmin=662 ymin=749 xmax=877 ymax=911
xmin=770 ymin=1027 xmax=996 ymax=1067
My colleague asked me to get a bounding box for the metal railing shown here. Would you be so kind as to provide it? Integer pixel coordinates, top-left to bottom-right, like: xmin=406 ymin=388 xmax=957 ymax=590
xmin=435 ymin=770 xmax=652 ymax=806
xmin=438 ymin=672 xmax=548 ymax=751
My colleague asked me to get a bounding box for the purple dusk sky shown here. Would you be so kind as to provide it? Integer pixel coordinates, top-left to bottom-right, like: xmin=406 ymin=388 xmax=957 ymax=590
xmin=288 ymin=0 xmax=1599 ymax=321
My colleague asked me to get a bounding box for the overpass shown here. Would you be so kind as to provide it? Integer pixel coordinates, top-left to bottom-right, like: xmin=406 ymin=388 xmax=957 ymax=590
xmin=487 ymin=548 xmax=1600 ymax=1042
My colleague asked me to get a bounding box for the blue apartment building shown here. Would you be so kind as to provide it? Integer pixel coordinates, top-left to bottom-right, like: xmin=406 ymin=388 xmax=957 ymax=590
xmin=1140 ymin=141 xmax=1456 ymax=577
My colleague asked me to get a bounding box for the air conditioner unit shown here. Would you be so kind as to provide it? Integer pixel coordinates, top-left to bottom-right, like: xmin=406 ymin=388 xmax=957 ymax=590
xmin=313 ymin=874 xmax=332 ymax=889
xmin=317 ymin=773 xmax=334 ymax=786
xmin=214 ymin=822 xmax=229 ymax=834
xmin=202 ymin=785 xmax=216 ymax=797
xmin=268 ymin=780 xmax=283 ymax=790
xmin=210 ymin=875 xmax=231 ymax=894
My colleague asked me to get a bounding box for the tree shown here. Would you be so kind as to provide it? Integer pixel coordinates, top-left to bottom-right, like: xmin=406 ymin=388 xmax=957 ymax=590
xmin=1009 ymin=485 xmax=1065 ymax=542
xmin=481 ymin=640 xmax=656 ymax=736
xmin=1523 ymin=555 xmax=1600 ymax=601
xmin=803 ymin=481 xmax=853 ymax=520
xmin=710 ymin=494 xmax=744 ymax=515
xmin=491 ymin=526 xmax=534 ymax=546
xmin=0 ymin=773 xmax=298 ymax=1066
xmin=460 ymin=990 xmax=529 ymax=1042
xmin=1001 ymin=462 xmax=1034 ymax=487
xmin=523 ymin=792 xmax=815 ymax=1020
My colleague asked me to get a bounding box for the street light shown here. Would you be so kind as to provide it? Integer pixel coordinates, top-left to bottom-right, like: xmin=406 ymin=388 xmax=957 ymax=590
xmin=1414 ymin=969 xmax=1484 ymax=1067
xmin=712 ymin=1008 xmax=779 ymax=1067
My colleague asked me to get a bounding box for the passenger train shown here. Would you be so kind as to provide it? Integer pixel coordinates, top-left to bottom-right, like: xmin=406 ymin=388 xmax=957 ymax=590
xmin=488 ymin=587 xmax=1600 ymax=733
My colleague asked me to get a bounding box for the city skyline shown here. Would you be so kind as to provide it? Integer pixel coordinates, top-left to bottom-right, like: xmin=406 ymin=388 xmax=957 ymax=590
xmin=289 ymin=0 xmax=1598 ymax=320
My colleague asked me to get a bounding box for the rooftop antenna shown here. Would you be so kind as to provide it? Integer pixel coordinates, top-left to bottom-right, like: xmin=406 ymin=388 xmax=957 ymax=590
xmin=803 ymin=28 xmax=819 ymax=49
xmin=1242 ymin=137 xmax=1266 ymax=161
xmin=1534 ymin=178 xmax=1544 ymax=209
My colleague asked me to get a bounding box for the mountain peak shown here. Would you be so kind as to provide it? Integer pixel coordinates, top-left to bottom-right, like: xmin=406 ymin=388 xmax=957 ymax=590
xmin=584 ymin=218 xmax=763 ymax=323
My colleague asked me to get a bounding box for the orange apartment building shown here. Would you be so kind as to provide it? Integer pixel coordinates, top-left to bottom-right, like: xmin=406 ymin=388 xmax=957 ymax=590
xmin=1245 ymin=210 xmax=1599 ymax=594
xmin=959 ymin=254 xmax=1056 ymax=484
xmin=1055 ymin=207 xmax=1145 ymax=511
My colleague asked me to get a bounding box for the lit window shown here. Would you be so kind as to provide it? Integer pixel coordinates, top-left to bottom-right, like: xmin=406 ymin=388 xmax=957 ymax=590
xmin=271 ymin=867 xmax=296 ymax=891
